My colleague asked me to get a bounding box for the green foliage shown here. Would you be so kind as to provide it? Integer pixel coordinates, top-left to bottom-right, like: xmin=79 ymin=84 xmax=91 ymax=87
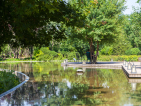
xmin=0 ymin=70 xmax=19 ymax=94
xmin=0 ymin=44 xmax=12 ymax=58
xmin=125 ymin=50 xmax=131 ymax=55
xmin=56 ymin=53 xmax=63 ymax=60
xmin=130 ymin=48 xmax=140 ymax=55
xmin=69 ymin=0 xmax=126 ymax=42
xmin=0 ymin=58 xmax=36 ymax=62
xmin=67 ymin=0 xmax=126 ymax=63
xmin=36 ymin=47 xmax=62 ymax=61
xmin=98 ymin=55 xmax=140 ymax=61
xmin=100 ymin=46 xmax=113 ymax=55
xmin=35 ymin=46 xmax=80 ymax=61
xmin=125 ymin=48 xmax=140 ymax=55
xmin=112 ymin=34 xmax=132 ymax=55
xmin=36 ymin=54 xmax=53 ymax=61
xmin=0 ymin=57 xmax=3 ymax=61
xmin=0 ymin=0 xmax=85 ymax=51
xmin=2 ymin=58 xmax=21 ymax=61
xmin=124 ymin=11 xmax=141 ymax=50
xmin=67 ymin=52 xmax=77 ymax=60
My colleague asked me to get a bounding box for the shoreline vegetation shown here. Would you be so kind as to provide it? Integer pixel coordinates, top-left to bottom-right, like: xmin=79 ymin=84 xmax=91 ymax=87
xmin=0 ymin=70 xmax=20 ymax=94
xmin=1 ymin=47 xmax=141 ymax=64
xmin=0 ymin=55 xmax=141 ymax=62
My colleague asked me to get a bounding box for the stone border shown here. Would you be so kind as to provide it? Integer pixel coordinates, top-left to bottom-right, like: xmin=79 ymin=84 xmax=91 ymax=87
xmin=0 ymin=69 xmax=29 ymax=98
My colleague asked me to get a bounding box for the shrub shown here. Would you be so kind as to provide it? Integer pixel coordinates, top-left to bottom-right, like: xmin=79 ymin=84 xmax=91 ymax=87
xmin=125 ymin=48 xmax=140 ymax=55
xmin=35 ymin=47 xmax=58 ymax=61
xmin=131 ymin=48 xmax=140 ymax=55
xmin=97 ymin=55 xmax=111 ymax=61
xmin=100 ymin=46 xmax=113 ymax=55
xmin=36 ymin=54 xmax=53 ymax=61
xmin=33 ymin=48 xmax=42 ymax=58
xmin=68 ymin=52 xmax=76 ymax=60
xmin=50 ymin=50 xmax=58 ymax=57
xmin=0 ymin=57 xmax=3 ymax=61
xmin=97 ymin=55 xmax=140 ymax=61
xmin=125 ymin=50 xmax=131 ymax=55
xmin=55 ymin=53 xmax=64 ymax=60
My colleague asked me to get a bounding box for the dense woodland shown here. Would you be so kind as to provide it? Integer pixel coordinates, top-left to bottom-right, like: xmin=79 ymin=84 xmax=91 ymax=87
xmin=1 ymin=0 xmax=141 ymax=63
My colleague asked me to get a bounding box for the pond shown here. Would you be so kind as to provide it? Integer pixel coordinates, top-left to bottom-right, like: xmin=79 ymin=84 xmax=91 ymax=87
xmin=0 ymin=62 xmax=141 ymax=106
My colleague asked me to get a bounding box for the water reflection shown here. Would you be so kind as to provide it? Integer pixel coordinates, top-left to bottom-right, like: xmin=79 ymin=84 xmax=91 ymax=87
xmin=0 ymin=62 xmax=141 ymax=105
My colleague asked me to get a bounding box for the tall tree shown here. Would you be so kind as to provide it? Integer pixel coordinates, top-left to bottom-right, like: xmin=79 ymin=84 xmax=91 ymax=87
xmin=68 ymin=0 xmax=126 ymax=63
xmin=125 ymin=12 xmax=141 ymax=50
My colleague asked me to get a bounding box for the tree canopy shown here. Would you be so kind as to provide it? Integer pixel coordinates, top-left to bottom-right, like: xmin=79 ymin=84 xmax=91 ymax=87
xmin=0 ymin=0 xmax=85 ymax=51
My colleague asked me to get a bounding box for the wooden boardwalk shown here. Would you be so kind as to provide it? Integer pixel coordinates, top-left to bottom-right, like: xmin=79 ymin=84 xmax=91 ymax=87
xmin=61 ymin=61 xmax=141 ymax=78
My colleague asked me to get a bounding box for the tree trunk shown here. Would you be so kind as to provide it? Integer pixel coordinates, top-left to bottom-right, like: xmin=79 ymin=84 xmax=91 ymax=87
xmin=20 ymin=48 xmax=24 ymax=58
xmin=16 ymin=48 xmax=19 ymax=59
xmin=89 ymin=40 xmax=99 ymax=64
xmin=14 ymin=50 xmax=16 ymax=58
xmin=29 ymin=46 xmax=33 ymax=60
xmin=89 ymin=40 xmax=93 ymax=63
xmin=95 ymin=41 xmax=99 ymax=63
xmin=16 ymin=51 xmax=19 ymax=59
xmin=16 ymin=47 xmax=21 ymax=59
xmin=89 ymin=39 xmax=95 ymax=64
xmin=51 ymin=39 xmax=54 ymax=51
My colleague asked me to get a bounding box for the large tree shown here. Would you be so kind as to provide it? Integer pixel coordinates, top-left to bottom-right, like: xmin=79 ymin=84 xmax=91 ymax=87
xmin=68 ymin=0 xmax=126 ymax=63
xmin=125 ymin=12 xmax=141 ymax=49
xmin=0 ymin=0 xmax=84 ymax=52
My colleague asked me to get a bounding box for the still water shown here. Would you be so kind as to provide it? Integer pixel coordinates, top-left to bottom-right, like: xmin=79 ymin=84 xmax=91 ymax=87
xmin=0 ymin=62 xmax=141 ymax=106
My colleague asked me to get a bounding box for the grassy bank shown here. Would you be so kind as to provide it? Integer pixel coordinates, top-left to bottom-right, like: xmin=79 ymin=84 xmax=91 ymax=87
xmin=0 ymin=58 xmax=36 ymax=62
xmin=1 ymin=55 xmax=141 ymax=62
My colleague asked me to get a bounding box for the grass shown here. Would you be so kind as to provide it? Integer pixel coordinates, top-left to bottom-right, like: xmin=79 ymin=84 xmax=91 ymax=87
xmin=0 ymin=57 xmax=36 ymax=62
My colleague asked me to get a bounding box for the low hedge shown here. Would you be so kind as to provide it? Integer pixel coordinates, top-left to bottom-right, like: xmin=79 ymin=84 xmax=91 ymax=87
xmin=97 ymin=55 xmax=141 ymax=61
xmin=0 ymin=70 xmax=20 ymax=94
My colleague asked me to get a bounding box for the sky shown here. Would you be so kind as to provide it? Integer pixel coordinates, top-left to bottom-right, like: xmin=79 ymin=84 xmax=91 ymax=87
xmin=123 ymin=0 xmax=140 ymax=15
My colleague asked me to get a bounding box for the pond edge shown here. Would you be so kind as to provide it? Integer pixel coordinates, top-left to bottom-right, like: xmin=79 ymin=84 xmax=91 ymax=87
xmin=0 ymin=70 xmax=29 ymax=98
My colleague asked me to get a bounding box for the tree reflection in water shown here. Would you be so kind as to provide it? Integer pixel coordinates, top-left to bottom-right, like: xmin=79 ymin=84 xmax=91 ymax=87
xmin=0 ymin=62 xmax=141 ymax=105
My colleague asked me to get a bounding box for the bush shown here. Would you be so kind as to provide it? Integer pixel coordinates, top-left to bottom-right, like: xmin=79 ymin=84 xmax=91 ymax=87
xmin=125 ymin=48 xmax=140 ymax=55
xmin=97 ymin=55 xmax=111 ymax=61
xmin=68 ymin=52 xmax=76 ymax=60
xmin=0 ymin=57 xmax=3 ymax=61
xmin=36 ymin=54 xmax=53 ymax=61
xmin=125 ymin=50 xmax=131 ymax=55
xmin=35 ymin=47 xmax=59 ymax=61
xmin=55 ymin=53 xmax=64 ymax=60
xmin=131 ymin=48 xmax=140 ymax=55
xmin=97 ymin=55 xmax=140 ymax=61
xmin=100 ymin=46 xmax=113 ymax=55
